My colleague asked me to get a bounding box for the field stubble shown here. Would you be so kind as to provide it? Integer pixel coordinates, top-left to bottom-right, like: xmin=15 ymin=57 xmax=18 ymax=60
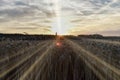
xmin=0 ymin=39 xmax=120 ymax=80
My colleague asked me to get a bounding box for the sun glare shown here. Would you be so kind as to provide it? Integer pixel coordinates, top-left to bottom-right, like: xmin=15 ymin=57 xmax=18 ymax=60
xmin=51 ymin=17 xmax=71 ymax=35
xmin=50 ymin=0 xmax=72 ymax=35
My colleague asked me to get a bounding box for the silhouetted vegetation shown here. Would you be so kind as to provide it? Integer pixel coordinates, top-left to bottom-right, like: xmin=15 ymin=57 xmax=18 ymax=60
xmin=78 ymin=34 xmax=104 ymax=39
xmin=78 ymin=34 xmax=120 ymax=41
xmin=0 ymin=33 xmax=120 ymax=41
xmin=0 ymin=33 xmax=55 ymax=41
xmin=64 ymin=35 xmax=79 ymax=40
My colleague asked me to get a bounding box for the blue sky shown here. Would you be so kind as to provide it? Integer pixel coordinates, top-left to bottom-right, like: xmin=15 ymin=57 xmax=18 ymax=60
xmin=0 ymin=0 xmax=120 ymax=36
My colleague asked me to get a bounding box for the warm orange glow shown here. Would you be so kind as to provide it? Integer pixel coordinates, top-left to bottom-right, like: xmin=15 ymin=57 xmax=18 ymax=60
xmin=56 ymin=42 xmax=61 ymax=46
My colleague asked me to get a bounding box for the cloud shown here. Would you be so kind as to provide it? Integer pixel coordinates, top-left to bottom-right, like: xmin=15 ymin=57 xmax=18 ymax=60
xmin=0 ymin=0 xmax=6 ymax=6
xmin=0 ymin=7 xmax=35 ymax=18
xmin=14 ymin=1 xmax=28 ymax=6
xmin=0 ymin=0 xmax=55 ymax=22
xmin=11 ymin=26 xmax=39 ymax=30
xmin=62 ymin=0 xmax=120 ymax=16
xmin=98 ymin=29 xmax=120 ymax=36
xmin=0 ymin=0 xmax=119 ymax=36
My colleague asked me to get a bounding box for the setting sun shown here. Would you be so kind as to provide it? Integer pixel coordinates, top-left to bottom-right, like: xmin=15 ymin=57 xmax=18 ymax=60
xmin=51 ymin=17 xmax=71 ymax=35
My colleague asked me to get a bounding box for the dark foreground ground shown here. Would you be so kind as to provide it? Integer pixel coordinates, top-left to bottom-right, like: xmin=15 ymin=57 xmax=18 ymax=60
xmin=0 ymin=38 xmax=120 ymax=80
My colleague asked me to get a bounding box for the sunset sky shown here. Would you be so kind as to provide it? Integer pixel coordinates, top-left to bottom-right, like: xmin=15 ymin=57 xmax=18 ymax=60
xmin=0 ymin=0 xmax=120 ymax=36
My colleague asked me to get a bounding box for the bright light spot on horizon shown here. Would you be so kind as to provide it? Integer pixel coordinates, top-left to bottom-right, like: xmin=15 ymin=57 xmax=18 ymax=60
xmin=51 ymin=17 xmax=71 ymax=35
xmin=56 ymin=42 xmax=61 ymax=47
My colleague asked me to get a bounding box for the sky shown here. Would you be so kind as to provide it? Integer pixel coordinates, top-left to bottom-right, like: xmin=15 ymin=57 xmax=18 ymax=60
xmin=0 ymin=0 xmax=120 ymax=36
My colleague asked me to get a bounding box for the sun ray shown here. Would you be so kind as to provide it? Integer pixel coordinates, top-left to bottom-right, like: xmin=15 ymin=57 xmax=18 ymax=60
xmin=51 ymin=0 xmax=62 ymax=35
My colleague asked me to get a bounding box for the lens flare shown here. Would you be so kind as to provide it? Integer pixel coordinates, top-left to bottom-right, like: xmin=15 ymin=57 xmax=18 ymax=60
xmin=56 ymin=42 xmax=61 ymax=46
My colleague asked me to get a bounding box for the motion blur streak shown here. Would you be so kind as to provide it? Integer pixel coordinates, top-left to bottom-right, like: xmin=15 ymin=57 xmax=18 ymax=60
xmin=0 ymin=38 xmax=120 ymax=80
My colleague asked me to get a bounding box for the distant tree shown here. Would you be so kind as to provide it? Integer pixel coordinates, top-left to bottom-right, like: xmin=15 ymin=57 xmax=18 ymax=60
xmin=78 ymin=34 xmax=103 ymax=39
